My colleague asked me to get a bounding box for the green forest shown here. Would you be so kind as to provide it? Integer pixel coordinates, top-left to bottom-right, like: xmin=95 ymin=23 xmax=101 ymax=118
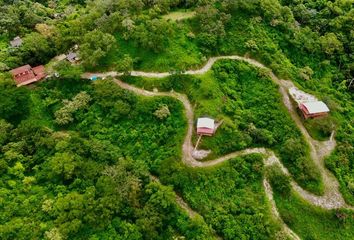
xmin=0 ymin=0 xmax=353 ymax=240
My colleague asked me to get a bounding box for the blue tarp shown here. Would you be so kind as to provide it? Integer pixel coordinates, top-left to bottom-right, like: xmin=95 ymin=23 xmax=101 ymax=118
xmin=90 ymin=76 xmax=98 ymax=81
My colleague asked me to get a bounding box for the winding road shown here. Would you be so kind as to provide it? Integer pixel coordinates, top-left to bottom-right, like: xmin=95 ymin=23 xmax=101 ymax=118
xmin=83 ymin=55 xmax=352 ymax=240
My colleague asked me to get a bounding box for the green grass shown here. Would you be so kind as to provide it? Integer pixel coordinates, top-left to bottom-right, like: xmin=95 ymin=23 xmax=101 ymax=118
xmin=28 ymin=93 xmax=53 ymax=128
xmin=304 ymin=120 xmax=331 ymax=141
xmin=162 ymin=10 xmax=196 ymax=21
xmin=274 ymin=190 xmax=354 ymax=240
xmin=0 ymin=35 xmax=9 ymax=50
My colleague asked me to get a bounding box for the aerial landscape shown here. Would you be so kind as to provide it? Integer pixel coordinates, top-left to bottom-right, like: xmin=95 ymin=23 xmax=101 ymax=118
xmin=0 ymin=0 xmax=353 ymax=239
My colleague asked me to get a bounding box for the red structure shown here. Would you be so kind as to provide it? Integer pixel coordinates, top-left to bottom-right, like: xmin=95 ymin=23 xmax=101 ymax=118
xmin=300 ymin=101 xmax=330 ymax=119
xmin=197 ymin=117 xmax=215 ymax=136
xmin=10 ymin=64 xmax=46 ymax=87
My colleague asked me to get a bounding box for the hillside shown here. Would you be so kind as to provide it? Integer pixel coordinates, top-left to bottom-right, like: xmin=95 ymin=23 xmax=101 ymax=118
xmin=0 ymin=1 xmax=353 ymax=240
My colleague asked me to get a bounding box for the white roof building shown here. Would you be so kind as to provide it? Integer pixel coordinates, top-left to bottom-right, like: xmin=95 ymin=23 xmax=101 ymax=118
xmin=197 ymin=117 xmax=215 ymax=129
xmin=301 ymin=101 xmax=330 ymax=114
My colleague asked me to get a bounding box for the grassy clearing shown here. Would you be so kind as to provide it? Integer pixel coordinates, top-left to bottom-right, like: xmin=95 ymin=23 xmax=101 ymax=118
xmin=28 ymin=93 xmax=53 ymax=128
xmin=162 ymin=10 xmax=196 ymax=21
xmin=274 ymin=190 xmax=354 ymax=240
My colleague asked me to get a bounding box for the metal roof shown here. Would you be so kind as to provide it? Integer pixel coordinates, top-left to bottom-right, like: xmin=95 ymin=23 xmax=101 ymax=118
xmin=302 ymin=101 xmax=330 ymax=114
xmin=10 ymin=65 xmax=32 ymax=75
xmin=197 ymin=117 xmax=215 ymax=129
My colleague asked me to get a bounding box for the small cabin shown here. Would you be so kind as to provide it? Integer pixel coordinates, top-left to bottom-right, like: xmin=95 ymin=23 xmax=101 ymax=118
xmin=300 ymin=101 xmax=330 ymax=119
xmin=10 ymin=64 xmax=46 ymax=87
xmin=197 ymin=117 xmax=215 ymax=136
xmin=289 ymin=87 xmax=330 ymax=119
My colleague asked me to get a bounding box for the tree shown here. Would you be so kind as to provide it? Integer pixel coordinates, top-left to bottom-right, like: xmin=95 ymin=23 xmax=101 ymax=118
xmin=53 ymin=61 xmax=83 ymax=80
xmin=0 ymin=119 xmax=12 ymax=145
xmin=299 ymin=66 xmax=314 ymax=81
xmin=101 ymin=159 xmax=142 ymax=206
xmin=49 ymin=152 xmax=78 ymax=180
xmin=80 ymin=30 xmax=115 ymax=68
xmin=195 ymin=4 xmax=231 ymax=52
xmin=154 ymin=104 xmax=170 ymax=120
xmin=320 ymin=33 xmax=343 ymax=55
xmin=19 ymin=32 xmax=53 ymax=65
xmin=116 ymin=54 xmax=134 ymax=74
xmin=133 ymin=19 xmax=174 ymax=53
xmin=45 ymin=228 xmax=63 ymax=240
xmin=121 ymin=17 xmax=135 ymax=40
xmin=0 ymin=79 xmax=30 ymax=123
xmin=266 ymin=165 xmax=291 ymax=196
xmin=54 ymin=91 xmax=91 ymax=125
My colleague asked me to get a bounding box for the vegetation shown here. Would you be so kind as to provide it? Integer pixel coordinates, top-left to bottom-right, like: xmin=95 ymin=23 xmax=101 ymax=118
xmin=268 ymin=166 xmax=354 ymax=240
xmin=0 ymin=0 xmax=353 ymax=239
xmin=123 ymin=60 xmax=324 ymax=194
xmin=161 ymin=154 xmax=282 ymax=239
xmin=0 ymin=78 xmax=216 ymax=239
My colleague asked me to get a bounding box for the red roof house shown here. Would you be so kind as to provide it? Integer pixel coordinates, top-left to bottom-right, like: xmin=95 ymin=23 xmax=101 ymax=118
xmin=299 ymin=101 xmax=330 ymax=119
xmin=10 ymin=64 xmax=46 ymax=87
xmin=197 ymin=117 xmax=215 ymax=136
xmin=32 ymin=65 xmax=46 ymax=80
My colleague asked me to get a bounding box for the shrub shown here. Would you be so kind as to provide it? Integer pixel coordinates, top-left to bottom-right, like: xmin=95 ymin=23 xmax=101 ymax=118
xmin=266 ymin=165 xmax=291 ymax=196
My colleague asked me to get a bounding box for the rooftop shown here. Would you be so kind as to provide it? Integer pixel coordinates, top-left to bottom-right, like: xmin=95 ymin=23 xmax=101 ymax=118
xmin=10 ymin=65 xmax=32 ymax=76
xmin=302 ymin=101 xmax=330 ymax=114
xmin=197 ymin=117 xmax=215 ymax=129
xmin=10 ymin=65 xmax=46 ymax=87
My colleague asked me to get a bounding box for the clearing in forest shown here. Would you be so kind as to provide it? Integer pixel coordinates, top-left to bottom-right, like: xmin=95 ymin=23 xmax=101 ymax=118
xmin=162 ymin=10 xmax=196 ymax=21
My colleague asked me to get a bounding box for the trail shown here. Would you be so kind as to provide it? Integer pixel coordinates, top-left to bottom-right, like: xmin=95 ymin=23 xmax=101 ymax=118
xmin=82 ymin=55 xmax=352 ymax=240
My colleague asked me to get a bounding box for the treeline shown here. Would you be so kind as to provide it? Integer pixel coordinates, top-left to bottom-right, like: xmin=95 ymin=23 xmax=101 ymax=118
xmin=0 ymin=0 xmax=201 ymax=69
xmin=1 ymin=0 xmax=353 ymax=90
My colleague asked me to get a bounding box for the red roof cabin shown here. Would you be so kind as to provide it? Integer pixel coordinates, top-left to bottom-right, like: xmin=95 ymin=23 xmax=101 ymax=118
xmin=197 ymin=117 xmax=215 ymax=136
xmin=300 ymin=101 xmax=330 ymax=119
xmin=10 ymin=64 xmax=46 ymax=87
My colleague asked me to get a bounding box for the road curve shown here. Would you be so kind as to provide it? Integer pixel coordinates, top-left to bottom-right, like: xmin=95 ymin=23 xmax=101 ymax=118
xmin=83 ymin=55 xmax=352 ymax=240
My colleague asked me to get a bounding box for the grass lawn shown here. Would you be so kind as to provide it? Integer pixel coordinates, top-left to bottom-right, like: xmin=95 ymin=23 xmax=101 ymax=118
xmin=274 ymin=190 xmax=354 ymax=240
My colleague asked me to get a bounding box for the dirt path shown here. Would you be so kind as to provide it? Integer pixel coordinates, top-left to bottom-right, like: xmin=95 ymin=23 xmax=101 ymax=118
xmin=83 ymin=55 xmax=352 ymax=239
